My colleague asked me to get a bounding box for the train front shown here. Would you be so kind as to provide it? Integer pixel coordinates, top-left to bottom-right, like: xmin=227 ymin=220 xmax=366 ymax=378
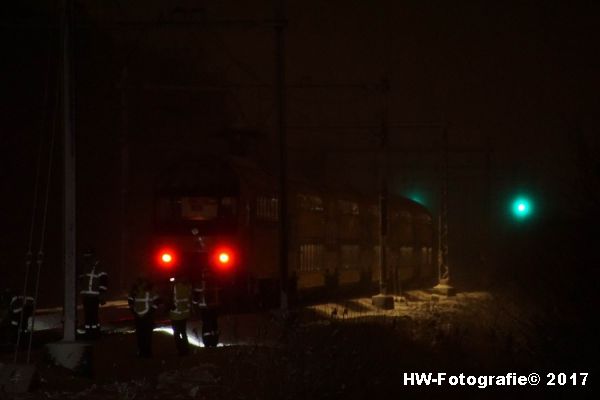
xmin=151 ymin=160 xmax=243 ymax=312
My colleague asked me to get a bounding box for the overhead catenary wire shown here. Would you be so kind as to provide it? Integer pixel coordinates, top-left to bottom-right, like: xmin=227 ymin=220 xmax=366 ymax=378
xmin=13 ymin=32 xmax=53 ymax=366
xmin=26 ymin=57 xmax=60 ymax=364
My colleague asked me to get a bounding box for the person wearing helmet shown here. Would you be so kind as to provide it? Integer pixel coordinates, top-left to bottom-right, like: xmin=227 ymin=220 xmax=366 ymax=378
xmin=128 ymin=275 xmax=159 ymax=358
xmin=78 ymin=249 xmax=108 ymax=340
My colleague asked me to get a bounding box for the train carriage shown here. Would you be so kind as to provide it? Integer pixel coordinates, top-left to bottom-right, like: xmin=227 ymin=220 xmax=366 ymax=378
xmin=150 ymin=155 xmax=435 ymax=310
xmin=387 ymin=198 xmax=435 ymax=291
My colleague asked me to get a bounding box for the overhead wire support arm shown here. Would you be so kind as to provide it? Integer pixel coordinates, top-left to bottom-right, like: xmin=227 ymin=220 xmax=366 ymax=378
xmin=0 ymin=17 xmax=286 ymax=31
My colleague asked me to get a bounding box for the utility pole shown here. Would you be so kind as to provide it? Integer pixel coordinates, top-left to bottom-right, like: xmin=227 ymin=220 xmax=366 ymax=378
xmin=370 ymin=4 xmax=393 ymax=309
xmin=47 ymin=0 xmax=91 ymax=372
xmin=119 ymin=68 xmax=130 ymax=294
xmin=61 ymin=0 xmax=76 ymax=343
xmin=483 ymin=134 xmax=492 ymax=286
xmin=433 ymin=127 xmax=455 ymax=296
xmin=371 ymin=77 xmax=394 ymax=310
xmin=274 ymin=0 xmax=289 ymax=312
xmin=379 ymin=78 xmax=389 ymax=296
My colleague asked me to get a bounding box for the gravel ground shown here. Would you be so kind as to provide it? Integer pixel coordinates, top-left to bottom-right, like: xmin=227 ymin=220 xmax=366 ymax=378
xmin=2 ymin=291 xmax=597 ymax=399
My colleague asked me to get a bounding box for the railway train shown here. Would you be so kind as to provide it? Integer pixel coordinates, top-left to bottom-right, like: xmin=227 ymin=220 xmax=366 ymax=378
xmin=150 ymin=155 xmax=435 ymax=310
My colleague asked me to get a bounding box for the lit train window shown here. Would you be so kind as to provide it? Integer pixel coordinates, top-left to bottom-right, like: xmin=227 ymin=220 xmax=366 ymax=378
xmin=298 ymin=194 xmax=324 ymax=212
xmin=256 ymin=196 xmax=279 ymax=221
xmin=181 ymin=197 xmax=219 ymax=220
xmin=414 ymin=214 xmax=432 ymax=224
xmin=299 ymin=244 xmax=324 ymax=272
xmin=338 ymin=200 xmax=359 ymax=216
xmin=396 ymin=211 xmax=411 ymax=220
xmin=400 ymin=246 xmax=412 ymax=258
xmin=421 ymin=246 xmax=432 ymax=265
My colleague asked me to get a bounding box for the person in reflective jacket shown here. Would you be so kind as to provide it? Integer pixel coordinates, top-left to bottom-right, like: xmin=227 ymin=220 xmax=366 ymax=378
xmin=168 ymin=273 xmax=192 ymax=356
xmin=8 ymin=292 xmax=34 ymax=346
xmin=192 ymin=277 xmax=219 ymax=347
xmin=128 ymin=275 xmax=159 ymax=358
xmin=78 ymin=249 xmax=108 ymax=340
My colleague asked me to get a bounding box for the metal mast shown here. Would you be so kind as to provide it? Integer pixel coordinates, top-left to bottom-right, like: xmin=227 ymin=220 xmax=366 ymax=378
xmin=371 ymin=78 xmax=394 ymax=309
xmin=274 ymin=0 xmax=289 ymax=312
xmin=379 ymin=78 xmax=389 ymax=296
xmin=62 ymin=0 xmax=76 ymax=341
xmin=433 ymin=127 xmax=455 ymax=295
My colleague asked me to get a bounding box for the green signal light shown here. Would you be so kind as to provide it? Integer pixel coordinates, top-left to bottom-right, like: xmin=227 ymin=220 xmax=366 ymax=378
xmin=512 ymin=197 xmax=532 ymax=219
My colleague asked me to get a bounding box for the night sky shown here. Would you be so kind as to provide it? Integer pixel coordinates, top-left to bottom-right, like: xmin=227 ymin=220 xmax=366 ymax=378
xmin=1 ymin=0 xmax=598 ymax=306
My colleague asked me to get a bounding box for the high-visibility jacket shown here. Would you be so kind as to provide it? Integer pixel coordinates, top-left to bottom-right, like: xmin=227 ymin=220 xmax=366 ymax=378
xmin=194 ymin=282 xmax=221 ymax=308
xmin=169 ymin=282 xmax=192 ymax=321
xmin=9 ymin=296 xmax=34 ymax=330
xmin=128 ymin=286 xmax=159 ymax=317
xmin=79 ymin=263 xmax=108 ymax=297
xmin=192 ymin=281 xmax=207 ymax=308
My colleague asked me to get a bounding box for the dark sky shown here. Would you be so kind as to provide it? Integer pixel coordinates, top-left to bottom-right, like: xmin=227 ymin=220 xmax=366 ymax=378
xmin=1 ymin=0 xmax=598 ymax=304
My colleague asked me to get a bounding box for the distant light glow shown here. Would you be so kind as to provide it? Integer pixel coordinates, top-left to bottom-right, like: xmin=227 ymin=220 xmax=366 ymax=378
xmin=212 ymin=246 xmax=236 ymax=271
xmin=404 ymin=189 xmax=427 ymax=207
xmin=410 ymin=196 xmax=423 ymax=205
xmin=512 ymin=196 xmax=533 ymax=219
xmin=156 ymin=247 xmax=177 ymax=268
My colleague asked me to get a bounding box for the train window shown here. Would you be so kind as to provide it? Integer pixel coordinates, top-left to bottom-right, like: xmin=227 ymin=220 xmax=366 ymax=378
xmin=298 ymin=194 xmax=324 ymax=212
xmin=421 ymin=247 xmax=432 ymax=264
xmin=338 ymin=200 xmax=359 ymax=216
xmin=400 ymin=246 xmax=412 ymax=258
xmin=181 ymin=197 xmax=219 ymax=220
xmin=395 ymin=211 xmax=411 ymax=220
xmin=256 ymin=196 xmax=279 ymax=221
xmin=299 ymin=244 xmax=324 ymax=272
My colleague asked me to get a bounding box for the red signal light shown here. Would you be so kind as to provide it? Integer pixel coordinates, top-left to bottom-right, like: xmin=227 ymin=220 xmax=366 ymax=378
xmin=218 ymin=252 xmax=230 ymax=264
xmin=212 ymin=246 xmax=235 ymax=271
xmin=156 ymin=248 xmax=177 ymax=268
